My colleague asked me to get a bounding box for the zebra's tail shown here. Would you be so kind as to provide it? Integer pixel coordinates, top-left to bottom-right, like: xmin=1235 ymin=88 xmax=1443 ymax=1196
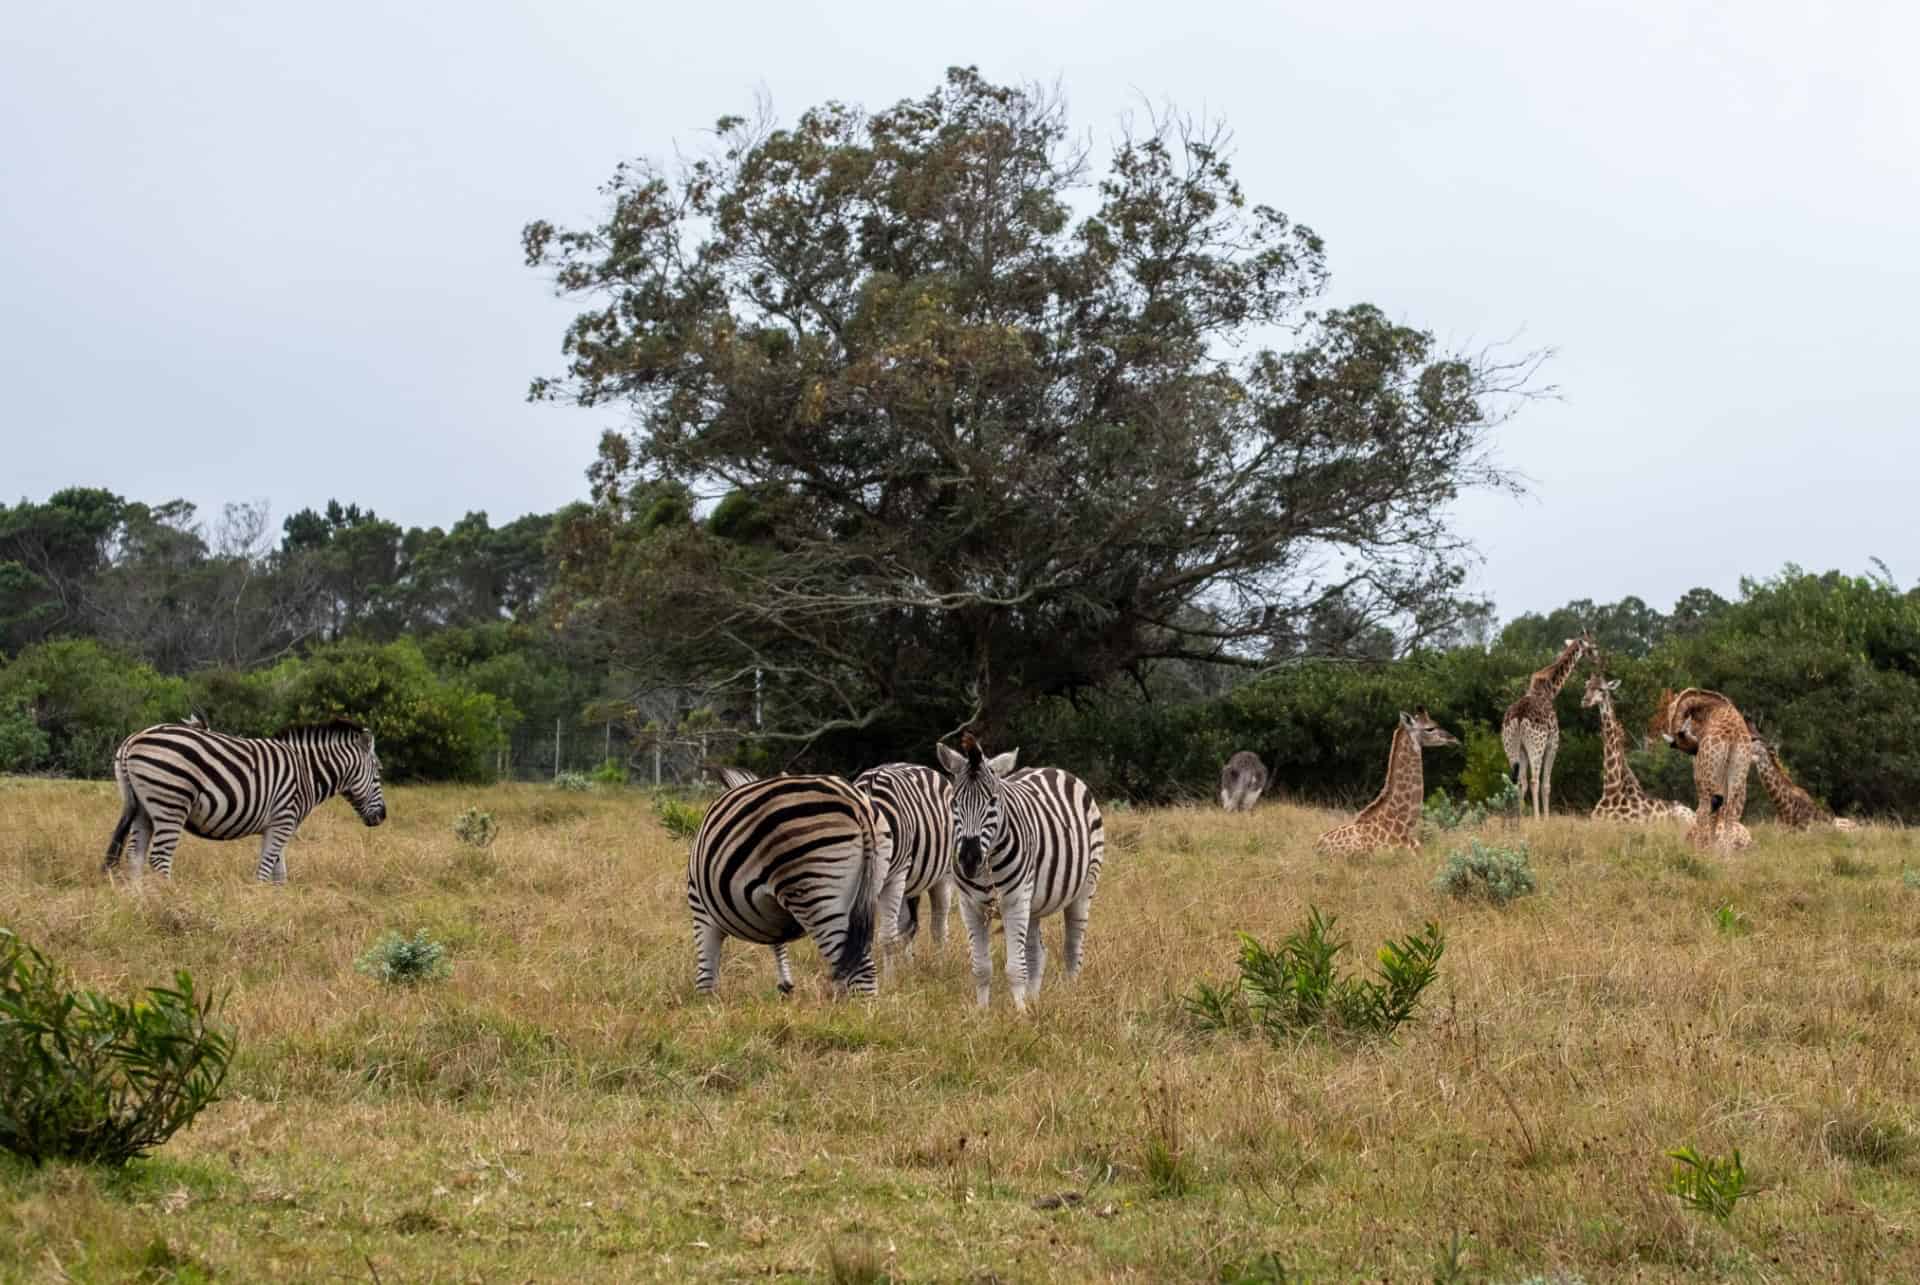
xmin=833 ymin=803 xmax=883 ymax=983
xmin=103 ymin=748 xmax=138 ymax=872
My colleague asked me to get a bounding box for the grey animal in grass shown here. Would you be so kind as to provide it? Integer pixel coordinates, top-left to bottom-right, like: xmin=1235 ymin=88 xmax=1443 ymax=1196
xmin=1218 ymin=751 xmax=1269 ymax=812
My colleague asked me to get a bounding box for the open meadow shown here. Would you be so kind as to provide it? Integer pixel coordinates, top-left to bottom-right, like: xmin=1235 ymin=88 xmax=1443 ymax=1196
xmin=1 ymin=777 xmax=1917 ymax=1282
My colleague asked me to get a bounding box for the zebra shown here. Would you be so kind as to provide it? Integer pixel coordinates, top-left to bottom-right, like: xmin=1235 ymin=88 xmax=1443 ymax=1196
xmin=686 ymin=774 xmax=891 ymax=997
xmin=933 ymin=732 xmax=1104 ymax=1012
xmin=852 ymin=763 xmax=956 ymax=952
xmin=103 ymin=719 xmax=387 ymax=883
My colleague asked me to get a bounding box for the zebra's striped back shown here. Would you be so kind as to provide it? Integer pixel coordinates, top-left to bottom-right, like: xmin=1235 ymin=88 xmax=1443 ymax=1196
xmin=106 ymin=720 xmax=386 ymax=882
xmin=686 ymin=775 xmax=890 ymax=996
xmin=852 ymin=763 xmax=954 ymax=899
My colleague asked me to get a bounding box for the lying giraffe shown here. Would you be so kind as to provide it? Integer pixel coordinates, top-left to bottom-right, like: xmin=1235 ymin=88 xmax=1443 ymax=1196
xmin=1747 ymin=724 xmax=1857 ymax=832
xmin=1580 ymin=673 xmax=1692 ymax=825
xmin=1651 ymin=688 xmax=1754 ymax=852
xmin=1501 ymin=632 xmax=1595 ymax=818
xmin=1316 ymin=708 xmax=1459 ymax=855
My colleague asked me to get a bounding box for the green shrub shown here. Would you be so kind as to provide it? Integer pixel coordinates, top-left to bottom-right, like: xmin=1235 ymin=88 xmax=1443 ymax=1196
xmin=1423 ymin=788 xmax=1488 ymax=833
xmin=589 ymin=757 xmax=628 ymax=786
xmin=354 ymin=931 xmax=452 ymax=987
xmin=553 ymin=771 xmax=593 ymax=792
xmin=0 ymin=692 xmax=49 ymax=772
xmin=1434 ymin=840 xmax=1536 ymax=905
xmin=1185 ymin=907 xmax=1444 ymax=1042
xmin=653 ymin=795 xmax=706 ymax=841
xmin=0 ymin=929 xmax=233 ymax=1166
xmin=1458 ymin=721 xmax=1515 ymax=804
xmin=0 ymin=640 xmax=187 ymax=777
xmin=1664 ymin=1145 xmax=1749 ymax=1222
xmin=1712 ymin=902 xmax=1751 ymax=937
xmin=452 ymin=808 xmax=497 ymax=848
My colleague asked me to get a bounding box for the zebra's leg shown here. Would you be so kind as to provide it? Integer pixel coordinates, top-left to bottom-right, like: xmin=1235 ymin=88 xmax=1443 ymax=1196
xmin=770 ymin=942 xmax=794 ymax=996
xmin=693 ymin=920 xmax=725 ymax=995
xmin=927 ymin=877 xmax=953 ymax=948
xmin=1062 ymin=891 xmax=1093 ymax=980
xmin=957 ymin=895 xmax=994 ymax=1008
xmin=123 ymin=807 xmax=154 ymax=886
xmin=143 ymin=810 xmax=188 ymax=881
xmin=258 ymin=819 xmax=298 ymax=884
xmin=1000 ymin=884 xmax=1036 ymax=1014
xmin=1025 ymin=915 xmax=1048 ymax=998
xmin=897 ymin=895 xmax=921 ymax=955
xmin=876 ymin=862 xmax=910 ymax=965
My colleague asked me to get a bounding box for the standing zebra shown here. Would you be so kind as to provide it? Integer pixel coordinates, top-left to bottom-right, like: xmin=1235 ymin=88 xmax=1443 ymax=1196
xmin=686 ymin=774 xmax=891 ymax=997
xmin=852 ymin=763 xmax=956 ymax=951
xmin=104 ymin=720 xmax=387 ymax=883
xmin=934 ymin=732 xmax=1104 ymax=1012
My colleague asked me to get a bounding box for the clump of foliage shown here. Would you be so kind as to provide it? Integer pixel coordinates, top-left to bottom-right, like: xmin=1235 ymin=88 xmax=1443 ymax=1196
xmin=1422 ymin=789 xmax=1488 ymax=833
xmin=589 ymin=757 xmax=628 ymax=786
xmin=1185 ymin=907 xmax=1444 ymax=1042
xmin=1664 ymin=1145 xmax=1750 ymax=1221
xmin=1712 ymin=902 xmax=1751 ymax=937
xmin=0 ymin=929 xmax=233 ymax=1166
xmin=653 ymin=795 xmax=706 ymax=841
xmin=354 ymin=931 xmax=452 ymax=987
xmin=1434 ymin=840 xmax=1536 ymax=904
xmin=1458 ymin=723 xmax=1519 ymax=806
xmin=1140 ymin=1078 xmax=1191 ymax=1198
xmin=552 ymin=771 xmax=593 ymax=792
xmin=452 ymin=808 xmax=497 ymax=848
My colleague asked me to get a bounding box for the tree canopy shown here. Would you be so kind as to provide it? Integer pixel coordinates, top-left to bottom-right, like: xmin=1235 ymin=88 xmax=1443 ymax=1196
xmin=524 ymin=68 xmax=1544 ymax=749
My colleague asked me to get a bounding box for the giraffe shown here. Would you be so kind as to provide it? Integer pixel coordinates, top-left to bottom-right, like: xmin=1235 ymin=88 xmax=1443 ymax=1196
xmin=1746 ymin=724 xmax=1856 ymax=831
xmin=1501 ymin=632 xmax=1595 ymax=819
xmin=1315 ymin=707 xmax=1459 ymax=855
xmin=1580 ymin=672 xmax=1692 ymax=825
xmin=1649 ymin=687 xmax=1753 ymax=852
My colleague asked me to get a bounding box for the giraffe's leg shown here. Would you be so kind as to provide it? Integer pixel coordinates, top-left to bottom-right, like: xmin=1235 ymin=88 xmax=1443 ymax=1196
xmin=1689 ymin=749 xmax=1720 ymax=850
xmin=958 ymin=895 xmax=994 ymax=1007
xmin=1540 ymin=735 xmax=1558 ymax=818
xmin=1720 ymin=741 xmax=1752 ymax=851
xmin=693 ymin=920 xmax=725 ymax=995
xmin=1000 ymin=884 xmax=1035 ymax=1014
xmin=770 ymin=942 xmax=794 ymax=995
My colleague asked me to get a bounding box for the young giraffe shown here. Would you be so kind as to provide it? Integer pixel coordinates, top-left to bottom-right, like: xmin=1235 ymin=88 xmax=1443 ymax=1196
xmin=1580 ymin=673 xmax=1692 ymax=825
xmin=1650 ymin=688 xmax=1754 ymax=852
xmin=1500 ymin=632 xmax=1595 ymax=819
xmin=1315 ymin=708 xmax=1459 ymax=855
xmin=1746 ymin=724 xmax=1857 ymax=832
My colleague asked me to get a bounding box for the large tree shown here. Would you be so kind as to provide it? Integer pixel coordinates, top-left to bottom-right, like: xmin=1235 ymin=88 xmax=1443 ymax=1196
xmin=525 ymin=69 xmax=1543 ymax=749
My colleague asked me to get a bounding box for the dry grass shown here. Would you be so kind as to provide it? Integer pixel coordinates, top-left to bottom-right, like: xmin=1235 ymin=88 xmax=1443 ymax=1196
xmin=1 ymin=777 xmax=1917 ymax=1282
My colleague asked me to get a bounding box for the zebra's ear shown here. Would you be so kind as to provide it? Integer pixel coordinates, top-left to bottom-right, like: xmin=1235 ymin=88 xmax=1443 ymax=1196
xmin=934 ymin=742 xmax=967 ymax=776
xmin=986 ymin=748 xmax=1019 ymax=777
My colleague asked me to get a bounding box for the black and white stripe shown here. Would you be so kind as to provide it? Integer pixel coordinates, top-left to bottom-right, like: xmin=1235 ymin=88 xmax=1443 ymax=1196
xmin=934 ymin=733 xmax=1104 ymax=1012
xmin=686 ymin=774 xmax=891 ymax=997
xmin=853 ymin=763 xmax=956 ymax=951
xmin=103 ymin=720 xmax=387 ymax=883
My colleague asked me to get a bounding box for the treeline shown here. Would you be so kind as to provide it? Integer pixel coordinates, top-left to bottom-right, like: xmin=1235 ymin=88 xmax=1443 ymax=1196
xmin=3 ymin=488 xmax=1915 ymax=818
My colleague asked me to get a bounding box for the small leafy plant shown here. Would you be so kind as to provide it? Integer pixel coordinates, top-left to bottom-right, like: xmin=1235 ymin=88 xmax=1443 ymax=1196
xmin=1422 ymin=789 xmax=1487 ymax=833
xmin=589 ymin=757 xmax=628 ymax=786
xmin=1185 ymin=907 xmax=1444 ymax=1042
xmin=1434 ymin=839 xmax=1536 ymax=905
xmin=654 ymin=795 xmax=707 ymax=841
xmin=0 ymin=929 xmax=233 ymax=1166
xmin=355 ymin=931 xmax=452 ymax=987
xmin=553 ymin=772 xmax=593 ymax=793
xmin=452 ymin=808 xmax=497 ymax=848
xmin=1665 ymin=1144 xmax=1749 ymax=1221
xmin=1712 ymin=902 xmax=1751 ymax=937
xmin=1140 ymin=1078 xmax=1191 ymax=1198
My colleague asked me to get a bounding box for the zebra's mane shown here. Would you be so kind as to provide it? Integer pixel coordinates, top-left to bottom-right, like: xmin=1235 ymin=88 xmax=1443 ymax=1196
xmin=272 ymin=718 xmax=370 ymax=742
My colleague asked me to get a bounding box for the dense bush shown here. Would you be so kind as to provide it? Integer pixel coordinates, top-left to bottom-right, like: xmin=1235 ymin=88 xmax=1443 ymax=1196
xmin=0 ymin=640 xmax=187 ymax=775
xmin=1434 ymin=840 xmax=1537 ymax=904
xmin=0 ymin=929 xmax=233 ymax=1166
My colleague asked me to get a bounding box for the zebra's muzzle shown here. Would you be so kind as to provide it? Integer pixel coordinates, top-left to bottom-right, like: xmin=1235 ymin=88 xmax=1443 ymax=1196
xmin=956 ymin=835 xmax=983 ymax=878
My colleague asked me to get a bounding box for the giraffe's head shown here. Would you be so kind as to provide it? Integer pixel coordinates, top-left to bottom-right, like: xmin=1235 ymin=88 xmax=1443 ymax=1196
xmin=1581 ymin=673 xmax=1620 ymax=710
xmin=1401 ymin=706 xmax=1459 ymax=749
xmin=934 ymin=730 xmax=1019 ymax=880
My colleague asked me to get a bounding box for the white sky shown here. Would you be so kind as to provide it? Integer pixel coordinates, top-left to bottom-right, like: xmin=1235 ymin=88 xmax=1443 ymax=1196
xmin=3 ymin=0 xmax=1915 ymax=620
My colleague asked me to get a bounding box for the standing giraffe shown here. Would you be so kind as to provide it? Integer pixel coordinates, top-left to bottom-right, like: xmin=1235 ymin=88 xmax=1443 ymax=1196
xmin=1746 ymin=724 xmax=1856 ymax=831
xmin=1580 ymin=673 xmax=1692 ymax=825
xmin=1315 ymin=708 xmax=1459 ymax=855
xmin=1501 ymin=632 xmax=1595 ymax=819
xmin=1650 ymin=688 xmax=1754 ymax=852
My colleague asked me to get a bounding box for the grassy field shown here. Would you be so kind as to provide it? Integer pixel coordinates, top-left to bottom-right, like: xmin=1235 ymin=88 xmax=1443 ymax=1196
xmin=0 ymin=777 xmax=1916 ymax=1283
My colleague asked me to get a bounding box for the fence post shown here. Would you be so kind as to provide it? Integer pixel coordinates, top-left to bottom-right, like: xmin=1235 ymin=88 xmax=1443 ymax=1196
xmin=653 ymin=742 xmax=662 ymax=786
xmin=554 ymin=717 xmax=562 ymax=781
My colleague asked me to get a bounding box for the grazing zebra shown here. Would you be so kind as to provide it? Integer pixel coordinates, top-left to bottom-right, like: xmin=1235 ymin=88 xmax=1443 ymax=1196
xmin=852 ymin=763 xmax=956 ymax=951
xmin=933 ymin=732 xmax=1104 ymax=1012
xmin=686 ymin=774 xmax=891 ymax=997
xmin=104 ymin=720 xmax=387 ymax=883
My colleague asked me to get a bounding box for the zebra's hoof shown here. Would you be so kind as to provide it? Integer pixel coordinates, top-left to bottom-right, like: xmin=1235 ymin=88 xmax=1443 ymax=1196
xmin=777 ymin=981 xmax=794 ymax=997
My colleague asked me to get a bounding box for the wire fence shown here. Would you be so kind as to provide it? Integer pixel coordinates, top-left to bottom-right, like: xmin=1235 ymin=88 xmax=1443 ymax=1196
xmin=499 ymin=717 xmax=746 ymax=785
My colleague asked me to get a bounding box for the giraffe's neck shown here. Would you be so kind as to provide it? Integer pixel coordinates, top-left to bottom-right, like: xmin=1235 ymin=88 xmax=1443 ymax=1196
xmin=1595 ymin=696 xmax=1648 ymax=803
xmin=1363 ymin=725 xmax=1424 ymax=835
xmin=1533 ymin=639 xmax=1586 ymax=698
xmin=1752 ymin=745 xmax=1817 ymax=823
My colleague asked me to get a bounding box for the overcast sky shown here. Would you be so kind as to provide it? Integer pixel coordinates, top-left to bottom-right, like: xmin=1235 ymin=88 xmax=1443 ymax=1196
xmin=3 ymin=0 xmax=1914 ymax=621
